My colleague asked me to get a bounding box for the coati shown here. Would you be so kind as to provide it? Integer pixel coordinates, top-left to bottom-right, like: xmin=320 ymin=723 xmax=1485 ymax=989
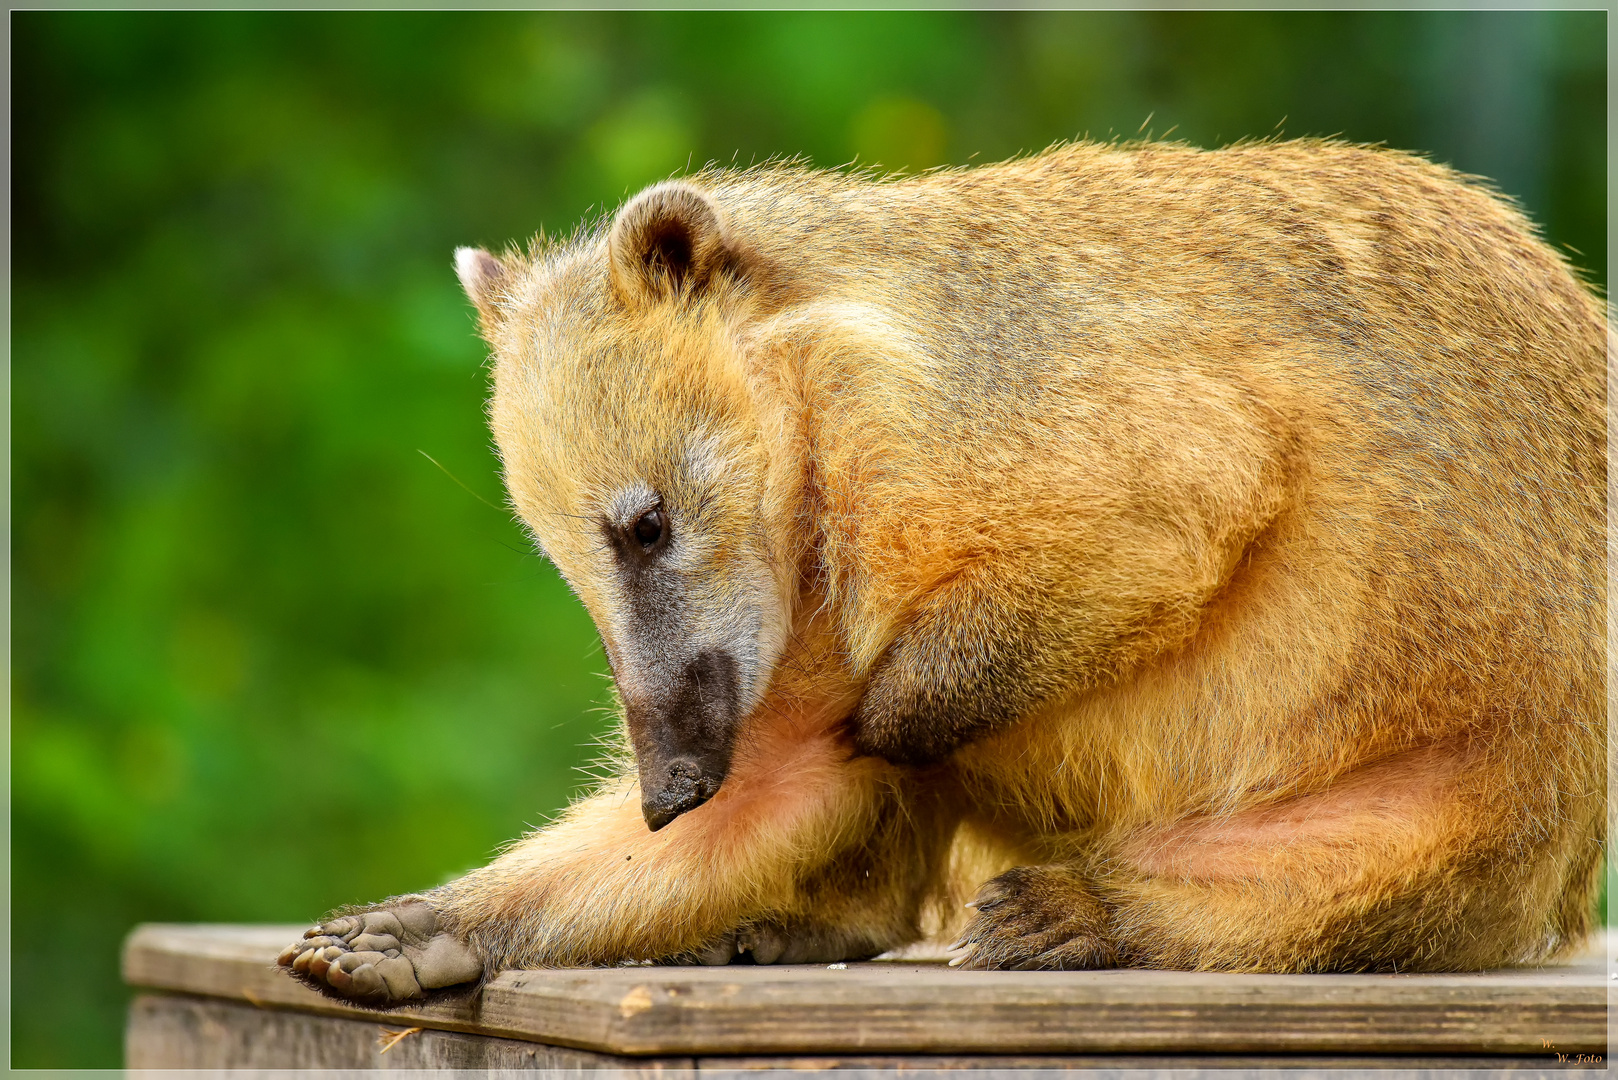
xmin=280 ymin=140 xmax=1606 ymax=1003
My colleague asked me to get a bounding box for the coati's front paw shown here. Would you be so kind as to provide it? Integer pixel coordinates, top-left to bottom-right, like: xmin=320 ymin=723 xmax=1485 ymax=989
xmin=276 ymin=901 xmax=483 ymax=1005
xmin=946 ymin=865 xmax=1118 ymax=971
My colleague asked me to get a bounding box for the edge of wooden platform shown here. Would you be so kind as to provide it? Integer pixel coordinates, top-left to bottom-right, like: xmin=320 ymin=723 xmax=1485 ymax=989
xmin=122 ymin=923 xmax=1611 ymax=1057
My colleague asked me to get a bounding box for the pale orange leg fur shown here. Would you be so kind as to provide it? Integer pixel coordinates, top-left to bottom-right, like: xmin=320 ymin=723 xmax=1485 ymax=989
xmin=281 ymin=693 xmax=960 ymax=1003
xmin=951 ymin=741 xmax=1602 ymax=972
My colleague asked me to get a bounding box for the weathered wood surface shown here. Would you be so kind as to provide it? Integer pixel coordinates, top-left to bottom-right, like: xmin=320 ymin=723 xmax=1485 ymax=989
xmin=123 ymin=923 xmax=1609 ymax=1059
xmin=127 ymin=993 xmax=689 ymax=1071
xmin=127 ymin=994 xmax=1602 ymax=1072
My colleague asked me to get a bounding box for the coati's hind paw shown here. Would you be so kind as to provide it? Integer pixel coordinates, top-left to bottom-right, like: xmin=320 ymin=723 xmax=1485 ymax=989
xmin=946 ymin=865 xmax=1118 ymax=971
xmin=277 ymin=901 xmax=483 ymax=1006
xmin=667 ymin=922 xmax=884 ymax=966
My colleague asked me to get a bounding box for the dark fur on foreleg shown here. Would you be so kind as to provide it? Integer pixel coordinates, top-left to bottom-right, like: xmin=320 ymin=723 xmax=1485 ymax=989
xmin=851 ymin=570 xmax=1070 ymax=765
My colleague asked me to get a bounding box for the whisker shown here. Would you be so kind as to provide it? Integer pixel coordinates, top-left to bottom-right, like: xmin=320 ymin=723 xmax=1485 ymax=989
xmin=418 ymin=450 xmax=502 ymax=511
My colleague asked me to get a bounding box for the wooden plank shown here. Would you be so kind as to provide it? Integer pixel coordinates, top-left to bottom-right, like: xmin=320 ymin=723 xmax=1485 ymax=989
xmin=701 ymin=1055 xmax=1605 ymax=1071
xmin=126 ymin=993 xmax=693 ymax=1071
xmin=122 ymin=923 xmax=1609 ymax=1058
xmin=125 ymin=994 xmax=1597 ymax=1072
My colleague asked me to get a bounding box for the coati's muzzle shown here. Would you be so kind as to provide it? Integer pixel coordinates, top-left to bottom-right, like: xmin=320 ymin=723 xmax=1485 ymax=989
xmin=625 ymin=650 xmax=742 ymax=831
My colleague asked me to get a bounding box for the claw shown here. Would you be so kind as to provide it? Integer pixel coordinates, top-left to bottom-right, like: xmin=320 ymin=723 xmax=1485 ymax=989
xmin=969 ymin=882 xmax=1010 ymax=912
xmin=945 ymin=941 xmax=978 ymax=968
xmin=310 ymin=946 xmax=344 ymax=979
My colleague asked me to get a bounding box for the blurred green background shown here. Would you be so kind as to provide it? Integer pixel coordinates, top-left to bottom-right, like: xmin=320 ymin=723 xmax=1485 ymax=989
xmin=11 ymin=10 xmax=1607 ymax=1067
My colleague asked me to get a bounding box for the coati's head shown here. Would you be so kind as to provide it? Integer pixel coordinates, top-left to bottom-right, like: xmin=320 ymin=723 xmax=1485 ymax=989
xmin=458 ymin=182 xmax=794 ymax=832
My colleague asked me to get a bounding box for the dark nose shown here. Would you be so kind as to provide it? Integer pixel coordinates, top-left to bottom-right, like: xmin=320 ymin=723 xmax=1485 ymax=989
xmin=629 ymin=650 xmax=741 ymax=831
xmin=641 ymin=758 xmax=724 ymax=831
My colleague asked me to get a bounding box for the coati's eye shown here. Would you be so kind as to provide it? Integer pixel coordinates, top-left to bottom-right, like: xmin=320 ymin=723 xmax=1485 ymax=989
xmin=632 ymin=508 xmax=665 ymax=550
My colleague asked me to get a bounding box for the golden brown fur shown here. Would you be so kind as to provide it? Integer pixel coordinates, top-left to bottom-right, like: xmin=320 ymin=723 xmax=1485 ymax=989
xmin=281 ymin=140 xmax=1605 ymax=1000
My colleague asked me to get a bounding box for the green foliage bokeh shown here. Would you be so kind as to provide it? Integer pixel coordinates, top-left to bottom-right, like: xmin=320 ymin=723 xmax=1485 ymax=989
xmin=11 ymin=11 xmax=1606 ymax=1066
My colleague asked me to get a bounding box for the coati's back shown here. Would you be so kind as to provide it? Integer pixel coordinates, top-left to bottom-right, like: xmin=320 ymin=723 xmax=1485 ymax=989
xmin=713 ymin=138 xmax=1604 ymax=627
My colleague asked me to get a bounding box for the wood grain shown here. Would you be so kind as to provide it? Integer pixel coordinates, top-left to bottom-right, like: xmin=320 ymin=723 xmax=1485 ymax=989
xmin=126 ymin=994 xmax=692 ymax=1071
xmin=126 ymin=994 xmax=1596 ymax=1072
xmin=122 ymin=924 xmax=1609 ymax=1057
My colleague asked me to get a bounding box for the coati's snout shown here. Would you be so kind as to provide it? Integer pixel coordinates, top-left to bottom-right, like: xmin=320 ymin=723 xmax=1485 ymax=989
xmin=625 ymin=649 xmax=742 ymax=831
xmin=478 ymin=196 xmax=789 ymax=831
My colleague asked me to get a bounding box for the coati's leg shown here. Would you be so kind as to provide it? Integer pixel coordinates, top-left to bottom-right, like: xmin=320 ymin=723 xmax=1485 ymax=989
xmin=944 ymin=863 xmax=1117 ymax=970
xmin=948 ymin=741 xmax=1603 ymax=971
xmin=280 ymin=711 xmax=958 ymax=1005
xmin=849 ymin=515 xmax=1275 ymax=768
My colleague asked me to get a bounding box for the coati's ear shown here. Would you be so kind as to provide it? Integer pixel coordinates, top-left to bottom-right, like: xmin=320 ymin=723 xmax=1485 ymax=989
xmin=608 ymin=182 xmax=733 ymax=306
xmin=455 ymin=246 xmax=510 ymax=332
